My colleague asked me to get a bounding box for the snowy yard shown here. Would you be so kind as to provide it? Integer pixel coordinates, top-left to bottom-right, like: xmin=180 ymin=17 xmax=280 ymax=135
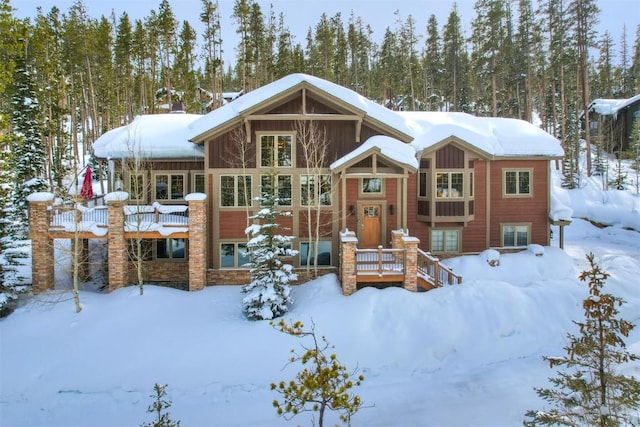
xmin=1 ymin=167 xmax=640 ymax=426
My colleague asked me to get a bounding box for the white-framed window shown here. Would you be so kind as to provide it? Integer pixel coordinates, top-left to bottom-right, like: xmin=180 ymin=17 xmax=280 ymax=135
xmin=220 ymin=242 xmax=250 ymax=268
xmin=193 ymin=172 xmax=205 ymax=194
xmin=259 ymin=134 xmax=293 ymax=167
xmin=220 ymin=175 xmax=252 ymax=207
xmin=431 ymin=229 xmax=460 ymax=253
xmin=128 ymin=172 xmax=146 ymax=202
xmin=300 ymin=241 xmax=332 ymax=266
xmin=154 ymin=173 xmax=186 ymax=201
xmin=502 ymin=224 xmax=530 ymax=247
xmin=504 ymin=170 xmax=531 ymax=196
xmin=436 ymin=172 xmax=464 ymax=198
xmin=261 ymin=174 xmax=292 ymax=206
xmin=301 ymin=174 xmax=332 ymax=206
xmin=156 ymin=238 xmax=187 ymax=260
xmin=361 ymin=177 xmax=382 ymax=195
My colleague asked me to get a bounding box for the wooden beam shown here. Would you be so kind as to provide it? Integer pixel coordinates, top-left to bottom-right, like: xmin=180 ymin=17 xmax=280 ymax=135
xmin=246 ymin=113 xmax=362 ymax=121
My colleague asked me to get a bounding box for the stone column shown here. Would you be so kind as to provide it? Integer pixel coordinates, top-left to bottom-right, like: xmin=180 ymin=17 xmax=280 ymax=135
xmin=391 ymin=229 xmax=406 ymax=263
xmin=340 ymin=230 xmax=358 ymax=296
xmin=402 ymin=236 xmax=420 ymax=292
xmin=105 ymin=192 xmax=129 ymax=292
xmin=27 ymin=192 xmax=55 ymax=294
xmin=186 ymin=193 xmax=207 ymax=291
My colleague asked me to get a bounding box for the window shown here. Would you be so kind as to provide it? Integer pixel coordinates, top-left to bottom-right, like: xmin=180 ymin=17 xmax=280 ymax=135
xmin=261 ymin=174 xmax=292 ymax=206
xmin=220 ymin=242 xmax=250 ymax=268
xmin=301 ymin=175 xmax=331 ymax=206
xmin=418 ymin=171 xmax=428 ymax=197
xmin=156 ymin=238 xmax=186 ymax=260
xmin=469 ymin=172 xmax=474 ymax=197
xmin=504 ymin=170 xmax=531 ymax=196
xmin=193 ymin=173 xmax=205 ymax=193
xmin=260 ymin=134 xmax=292 ymax=167
xmin=436 ymin=172 xmax=463 ymax=198
xmin=300 ymin=241 xmax=331 ymax=266
xmin=128 ymin=173 xmax=145 ymax=201
xmin=361 ymin=178 xmax=382 ymax=194
xmin=431 ymin=230 xmax=460 ymax=253
xmin=155 ymin=173 xmax=185 ymax=200
xmin=502 ymin=225 xmax=529 ymax=247
xmin=220 ymin=175 xmax=252 ymax=207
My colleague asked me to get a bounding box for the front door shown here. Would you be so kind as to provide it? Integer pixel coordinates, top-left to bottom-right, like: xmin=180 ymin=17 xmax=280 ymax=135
xmin=360 ymin=204 xmax=381 ymax=248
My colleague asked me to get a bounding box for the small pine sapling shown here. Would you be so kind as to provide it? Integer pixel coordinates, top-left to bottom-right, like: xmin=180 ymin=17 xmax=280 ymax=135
xmin=524 ymin=253 xmax=640 ymax=426
xmin=141 ymin=383 xmax=180 ymax=427
xmin=270 ymin=319 xmax=366 ymax=427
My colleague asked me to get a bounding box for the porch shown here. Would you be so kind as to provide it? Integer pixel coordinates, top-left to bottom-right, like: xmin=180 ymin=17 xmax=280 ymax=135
xmin=339 ymin=229 xmax=462 ymax=295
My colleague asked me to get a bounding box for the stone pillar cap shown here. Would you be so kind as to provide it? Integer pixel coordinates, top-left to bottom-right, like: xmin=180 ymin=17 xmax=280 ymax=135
xmin=27 ymin=192 xmax=55 ymax=202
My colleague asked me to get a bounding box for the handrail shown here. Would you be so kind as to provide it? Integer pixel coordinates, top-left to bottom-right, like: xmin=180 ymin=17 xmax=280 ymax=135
xmin=355 ymin=246 xmax=405 ymax=276
xmin=49 ymin=203 xmax=189 ymax=229
xmin=417 ymin=248 xmax=462 ymax=287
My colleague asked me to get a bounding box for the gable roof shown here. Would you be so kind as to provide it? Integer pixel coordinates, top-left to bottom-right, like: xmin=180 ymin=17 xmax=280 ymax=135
xmin=589 ymin=94 xmax=640 ymax=116
xmin=402 ymin=112 xmax=563 ymax=159
xmin=187 ymin=73 xmax=414 ymax=143
xmin=93 ymin=113 xmax=204 ymax=160
xmin=330 ymin=135 xmax=418 ymax=173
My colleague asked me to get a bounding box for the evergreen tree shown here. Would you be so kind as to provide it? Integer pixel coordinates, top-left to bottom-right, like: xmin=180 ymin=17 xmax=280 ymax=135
xmin=241 ymin=169 xmax=297 ymax=321
xmin=271 ymin=319 xmax=365 ymax=427
xmin=525 ymin=253 xmax=640 ymax=426
xmin=141 ymin=383 xmax=180 ymax=427
xmin=631 ymin=25 xmax=640 ymax=94
xmin=442 ymin=4 xmax=468 ymax=112
xmin=422 ymin=14 xmax=443 ymax=111
xmin=200 ymin=0 xmax=223 ymax=110
xmin=627 ymin=116 xmax=640 ymax=194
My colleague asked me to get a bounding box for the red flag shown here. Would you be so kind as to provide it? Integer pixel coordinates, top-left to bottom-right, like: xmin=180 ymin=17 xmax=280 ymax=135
xmin=80 ymin=167 xmax=94 ymax=200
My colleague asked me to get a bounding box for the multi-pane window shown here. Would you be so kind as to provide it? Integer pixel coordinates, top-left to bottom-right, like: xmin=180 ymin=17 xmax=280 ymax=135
xmin=361 ymin=177 xmax=382 ymax=194
xmin=220 ymin=242 xmax=250 ymax=268
xmin=193 ymin=173 xmax=205 ymax=193
xmin=261 ymin=175 xmax=292 ymax=206
xmin=156 ymin=238 xmax=186 ymax=260
xmin=431 ymin=230 xmax=460 ymax=252
xmin=502 ymin=225 xmax=529 ymax=247
xmin=436 ymin=172 xmax=463 ymax=198
xmin=504 ymin=170 xmax=531 ymax=195
xmin=301 ymin=175 xmax=331 ymax=206
xmin=260 ymin=134 xmax=292 ymax=167
xmin=128 ymin=173 xmax=145 ymax=201
xmin=300 ymin=241 xmax=332 ymax=266
xmin=155 ymin=173 xmax=185 ymax=200
xmin=220 ymin=175 xmax=252 ymax=207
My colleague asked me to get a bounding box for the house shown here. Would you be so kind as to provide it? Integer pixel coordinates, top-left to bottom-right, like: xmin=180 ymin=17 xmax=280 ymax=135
xmin=585 ymin=94 xmax=640 ymax=153
xmin=28 ymin=73 xmax=566 ymax=295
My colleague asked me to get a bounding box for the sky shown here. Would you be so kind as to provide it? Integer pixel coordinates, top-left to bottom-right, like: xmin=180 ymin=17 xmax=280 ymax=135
xmin=10 ymin=0 xmax=639 ymax=66
xmin=1 ymin=153 xmax=640 ymax=426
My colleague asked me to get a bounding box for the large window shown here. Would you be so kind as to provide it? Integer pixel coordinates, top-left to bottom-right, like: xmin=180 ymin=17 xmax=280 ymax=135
xmin=220 ymin=242 xmax=250 ymax=268
xmin=301 ymin=175 xmax=331 ymax=206
xmin=155 ymin=173 xmax=185 ymax=201
xmin=504 ymin=170 xmax=531 ymax=196
xmin=261 ymin=174 xmax=292 ymax=206
xmin=431 ymin=230 xmax=460 ymax=253
xmin=300 ymin=241 xmax=331 ymax=266
xmin=502 ymin=225 xmax=530 ymax=247
xmin=361 ymin=177 xmax=382 ymax=195
xmin=260 ymin=134 xmax=292 ymax=167
xmin=156 ymin=238 xmax=187 ymax=260
xmin=220 ymin=175 xmax=252 ymax=207
xmin=436 ymin=172 xmax=463 ymax=198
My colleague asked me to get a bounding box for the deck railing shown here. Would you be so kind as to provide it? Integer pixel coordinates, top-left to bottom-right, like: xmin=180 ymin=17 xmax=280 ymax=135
xmin=417 ymin=248 xmax=462 ymax=287
xmin=354 ymin=246 xmax=405 ymax=277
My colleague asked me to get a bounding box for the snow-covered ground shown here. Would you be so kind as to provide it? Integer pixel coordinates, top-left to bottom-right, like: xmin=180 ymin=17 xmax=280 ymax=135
xmin=1 ymin=164 xmax=639 ymax=426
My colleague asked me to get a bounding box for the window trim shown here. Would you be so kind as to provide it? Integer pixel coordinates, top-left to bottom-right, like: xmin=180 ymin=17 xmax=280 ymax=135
xmin=418 ymin=171 xmax=428 ymax=198
xmin=435 ymin=171 xmax=464 ymax=199
xmin=300 ymin=174 xmax=332 ymax=206
xmin=219 ymin=174 xmax=252 ymax=208
xmin=154 ymin=172 xmax=187 ymax=201
xmin=127 ymin=172 xmax=146 ymax=202
xmin=359 ymin=177 xmax=384 ymax=196
xmin=257 ymin=132 xmax=295 ymax=168
xmin=155 ymin=238 xmax=188 ymax=261
xmin=220 ymin=242 xmax=250 ymax=268
xmin=260 ymin=174 xmax=293 ymax=206
xmin=299 ymin=240 xmax=332 ymax=266
xmin=192 ymin=172 xmax=205 ymax=194
xmin=503 ymin=169 xmax=533 ymax=198
xmin=430 ymin=229 xmax=461 ymax=253
xmin=501 ymin=223 xmax=531 ymax=248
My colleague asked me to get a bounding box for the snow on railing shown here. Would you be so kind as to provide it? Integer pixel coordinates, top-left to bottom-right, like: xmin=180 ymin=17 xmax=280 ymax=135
xmin=417 ymin=249 xmax=462 ymax=287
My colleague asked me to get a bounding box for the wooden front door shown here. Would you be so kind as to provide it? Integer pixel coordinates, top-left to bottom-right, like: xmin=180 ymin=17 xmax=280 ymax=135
xmin=360 ymin=204 xmax=381 ymax=248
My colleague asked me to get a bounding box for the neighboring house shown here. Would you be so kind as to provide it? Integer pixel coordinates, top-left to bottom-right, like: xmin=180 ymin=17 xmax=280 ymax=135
xmin=586 ymin=94 xmax=640 ymax=153
xmin=29 ymin=73 xmax=566 ymax=293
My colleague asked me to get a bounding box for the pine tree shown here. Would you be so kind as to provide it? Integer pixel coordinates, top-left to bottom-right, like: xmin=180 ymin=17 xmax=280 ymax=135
xmin=442 ymin=4 xmax=467 ymax=112
xmin=525 ymin=253 xmax=640 ymax=426
xmin=627 ymin=116 xmax=640 ymax=194
xmin=141 ymin=383 xmax=180 ymax=427
xmin=271 ymin=319 xmax=365 ymax=427
xmin=241 ymin=169 xmax=297 ymax=321
xmin=422 ymin=14 xmax=443 ymax=111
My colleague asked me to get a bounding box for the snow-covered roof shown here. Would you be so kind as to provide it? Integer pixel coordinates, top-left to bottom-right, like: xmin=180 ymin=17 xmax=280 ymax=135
xmin=188 ymin=73 xmax=413 ymax=142
xmin=589 ymin=94 xmax=640 ymax=116
xmin=330 ymin=135 xmax=418 ymax=171
xmin=93 ymin=113 xmax=204 ymax=160
xmin=402 ymin=112 xmax=563 ymax=158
